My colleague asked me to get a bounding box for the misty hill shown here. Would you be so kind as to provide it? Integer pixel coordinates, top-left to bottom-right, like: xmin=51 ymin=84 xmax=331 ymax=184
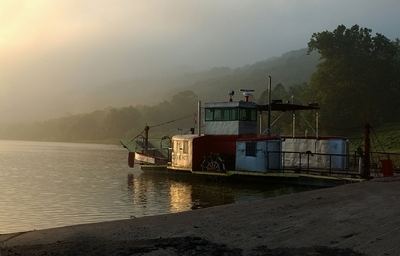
xmin=185 ymin=48 xmax=319 ymax=101
xmin=75 ymin=48 xmax=319 ymax=113
xmin=0 ymin=48 xmax=319 ymax=143
xmin=0 ymin=91 xmax=198 ymax=144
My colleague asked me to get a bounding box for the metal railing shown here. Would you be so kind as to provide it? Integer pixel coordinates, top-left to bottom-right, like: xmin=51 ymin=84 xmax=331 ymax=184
xmin=262 ymin=150 xmax=400 ymax=178
xmin=368 ymin=151 xmax=400 ymax=176
xmin=263 ymin=150 xmax=360 ymax=176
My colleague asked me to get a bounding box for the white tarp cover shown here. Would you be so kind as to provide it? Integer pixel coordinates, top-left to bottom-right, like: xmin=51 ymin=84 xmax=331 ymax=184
xmin=282 ymin=138 xmax=348 ymax=170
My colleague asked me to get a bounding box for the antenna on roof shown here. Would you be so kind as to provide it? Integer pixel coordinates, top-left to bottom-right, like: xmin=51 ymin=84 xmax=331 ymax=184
xmin=228 ymin=90 xmax=235 ymax=102
xmin=240 ymin=89 xmax=254 ymax=102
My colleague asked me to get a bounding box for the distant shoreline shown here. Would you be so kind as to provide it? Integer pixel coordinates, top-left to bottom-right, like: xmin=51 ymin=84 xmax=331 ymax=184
xmin=0 ymin=138 xmax=120 ymax=146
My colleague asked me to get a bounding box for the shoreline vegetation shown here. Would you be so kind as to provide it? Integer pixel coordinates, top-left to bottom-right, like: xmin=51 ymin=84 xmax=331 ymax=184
xmin=2 ymin=120 xmax=400 ymax=153
xmin=1 ymin=178 xmax=400 ymax=255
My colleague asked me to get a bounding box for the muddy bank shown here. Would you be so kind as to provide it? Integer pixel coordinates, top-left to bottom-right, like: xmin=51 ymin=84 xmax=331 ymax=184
xmin=1 ymin=178 xmax=400 ymax=255
xmin=1 ymin=236 xmax=364 ymax=256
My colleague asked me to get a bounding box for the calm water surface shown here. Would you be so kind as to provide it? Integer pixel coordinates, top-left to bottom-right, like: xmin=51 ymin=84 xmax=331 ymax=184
xmin=0 ymin=140 xmax=309 ymax=234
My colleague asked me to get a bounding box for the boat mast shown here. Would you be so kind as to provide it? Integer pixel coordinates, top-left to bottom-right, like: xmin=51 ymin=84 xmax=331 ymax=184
xmin=144 ymin=125 xmax=149 ymax=152
xmin=267 ymin=75 xmax=272 ymax=136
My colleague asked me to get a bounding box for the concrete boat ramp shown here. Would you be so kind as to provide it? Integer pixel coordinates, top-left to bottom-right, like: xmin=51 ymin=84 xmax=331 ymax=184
xmin=1 ymin=178 xmax=400 ymax=255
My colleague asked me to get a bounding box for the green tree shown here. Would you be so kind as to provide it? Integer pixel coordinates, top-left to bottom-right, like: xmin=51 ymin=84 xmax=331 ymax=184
xmin=308 ymin=24 xmax=400 ymax=131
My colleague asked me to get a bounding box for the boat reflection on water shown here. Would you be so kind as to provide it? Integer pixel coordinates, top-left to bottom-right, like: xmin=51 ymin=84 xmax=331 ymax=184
xmin=169 ymin=182 xmax=193 ymax=212
xmin=127 ymin=170 xmax=310 ymax=216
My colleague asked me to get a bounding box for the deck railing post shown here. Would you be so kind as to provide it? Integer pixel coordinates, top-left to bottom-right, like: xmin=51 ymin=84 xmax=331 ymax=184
xmin=299 ymin=152 xmax=302 ymax=171
xmin=363 ymin=123 xmax=371 ymax=179
xmin=354 ymin=151 xmax=357 ymax=171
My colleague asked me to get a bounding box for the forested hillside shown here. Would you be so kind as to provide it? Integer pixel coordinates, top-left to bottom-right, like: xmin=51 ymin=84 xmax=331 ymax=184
xmin=0 ymin=91 xmax=198 ymax=143
xmin=0 ymin=49 xmax=319 ymax=143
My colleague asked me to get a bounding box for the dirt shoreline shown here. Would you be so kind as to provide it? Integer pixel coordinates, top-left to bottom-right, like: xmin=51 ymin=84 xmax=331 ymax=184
xmin=1 ymin=178 xmax=400 ymax=255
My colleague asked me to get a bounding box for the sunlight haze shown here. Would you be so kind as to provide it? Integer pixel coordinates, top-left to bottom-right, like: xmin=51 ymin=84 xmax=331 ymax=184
xmin=0 ymin=0 xmax=399 ymax=123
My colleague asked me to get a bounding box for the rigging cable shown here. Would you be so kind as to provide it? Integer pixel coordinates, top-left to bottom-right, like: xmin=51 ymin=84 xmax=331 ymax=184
xmin=122 ymin=114 xmax=194 ymax=145
xmin=120 ymin=131 xmax=144 ymax=148
xmin=149 ymin=114 xmax=194 ymax=129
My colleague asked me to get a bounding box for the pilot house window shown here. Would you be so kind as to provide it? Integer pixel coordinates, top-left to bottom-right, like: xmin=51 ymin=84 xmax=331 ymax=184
xmin=213 ymin=109 xmax=222 ymax=120
xmin=230 ymin=108 xmax=238 ymax=120
xmin=223 ymin=109 xmax=230 ymax=121
xmin=205 ymin=109 xmax=213 ymax=121
xmin=239 ymin=109 xmax=248 ymax=121
xmin=240 ymin=108 xmax=257 ymax=121
xmin=204 ymin=108 xmax=256 ymax=122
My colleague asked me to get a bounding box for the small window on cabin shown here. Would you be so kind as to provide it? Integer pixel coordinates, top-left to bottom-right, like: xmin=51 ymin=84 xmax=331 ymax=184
xmin=250 ymin=109 xmax=257 ymax=121
xmin=239 ymin=108 xmax=248 ymax=121
xmin=223 ymin=109 xmax=230 ymax=121
xmin=214 ymin=109 xmax=222 ymax=121
xmin=183 ymin=141 xmax=188 ymax=154
xmin=245 ymin=142 xmax=257 ymax=157
xmin=173 ymin=141 xmax=179 ymax=152
xmin=205 ymin=108 xmax=213 ymax=121
xmin=230 ymin=108 xmax=238 ymax=121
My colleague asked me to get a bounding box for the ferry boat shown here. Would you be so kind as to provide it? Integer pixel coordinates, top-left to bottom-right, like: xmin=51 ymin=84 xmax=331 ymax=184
xmin=121 ymin=89 xmax=371 ymax=185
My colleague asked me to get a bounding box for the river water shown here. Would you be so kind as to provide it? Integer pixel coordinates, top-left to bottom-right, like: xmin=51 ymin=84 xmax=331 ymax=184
xmin=0 ymin=140 xmax=309 ymax=234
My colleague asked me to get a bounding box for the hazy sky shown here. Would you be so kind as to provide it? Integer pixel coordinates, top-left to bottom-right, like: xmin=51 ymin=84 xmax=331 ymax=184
xmin=0 ymin=0 xmax=399 ymax=123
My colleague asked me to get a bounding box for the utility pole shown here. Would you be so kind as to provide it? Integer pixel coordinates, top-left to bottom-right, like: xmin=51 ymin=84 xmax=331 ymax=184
xmin=197 ymin=101 xmax=202 ymax=136
xmin=291 ymin=95 xmax=295 ymax=138
xmin=267 ymin=75 xmax=272 ymax=136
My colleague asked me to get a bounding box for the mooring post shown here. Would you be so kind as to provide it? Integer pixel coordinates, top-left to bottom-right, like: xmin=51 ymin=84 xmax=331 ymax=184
xmin=363 ymin=123 xmax=371 ymax=179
